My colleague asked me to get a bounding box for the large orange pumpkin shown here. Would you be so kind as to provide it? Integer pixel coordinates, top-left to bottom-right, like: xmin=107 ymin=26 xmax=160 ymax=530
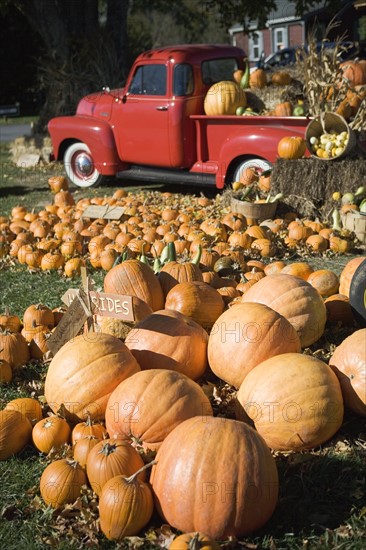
xmin=329 ymin=329 xmax=366 ymax=417
xmin=150 ymin=416 xmax=278 ymax=539
xmin=125 ymin=309 xmax=208 ymax=380
xmin=236 ymin=353 xmax=344 ymax=450
xmin=44 ymin=334 xmax=141 ymax=423
xmin=164 ymin=280 xmax=225 ymax=330
xmin=204 ymin=81 xmax=246 ymax=115
xmin=240 ymin=273 xmax=327 ymax=347
xmin=207 ymin=302 xmax=301 ymax=388
xmin=105 ymin=369 xmax=213 ymax=451
xmin=104 ymin=259 xmax=164 ymax=312
xmin=339 ymin=256 xmax=366 ymax=297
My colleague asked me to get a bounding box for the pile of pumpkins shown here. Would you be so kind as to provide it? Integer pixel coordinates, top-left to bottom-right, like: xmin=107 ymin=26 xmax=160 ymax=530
xmin=0 ymin=175 xmax=359 ymax=286
xmin=203 ymin=58 xmax=366 ymax=120
xmin=0 ymin=251 xmax=365 ymax=543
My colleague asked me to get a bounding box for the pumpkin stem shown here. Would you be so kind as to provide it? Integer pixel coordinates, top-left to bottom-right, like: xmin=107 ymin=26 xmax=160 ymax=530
xmin=167 ymin=241 xmax=177 ymax=262
xmin=139 ymin=243 xmax=150 ymax=266
xmin=153 ymin=256 xmax=162 ymax=274
xmin=189 ymin=534 xmax=202 ymax=550
xmin=99 ymin=442 xmax=119 ymax=456
xmin=191 ymin=244 xmax=202 ymax=265
xmin=124 ymin=459 xmax=158 ymax=484
xmin=240 ymin=58 xmax=250 ymax=89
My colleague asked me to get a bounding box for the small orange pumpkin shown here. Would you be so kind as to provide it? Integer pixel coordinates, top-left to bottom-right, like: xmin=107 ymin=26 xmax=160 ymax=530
xmin=277 ymin=136 xmax=306 ymax=159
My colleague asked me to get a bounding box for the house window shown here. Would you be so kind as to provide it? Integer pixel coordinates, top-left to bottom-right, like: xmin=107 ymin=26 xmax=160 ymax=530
xmin=274 ymin=27 xmax=287 ymax=51
xmin=249 ymin=31 xmax=263 ymax=61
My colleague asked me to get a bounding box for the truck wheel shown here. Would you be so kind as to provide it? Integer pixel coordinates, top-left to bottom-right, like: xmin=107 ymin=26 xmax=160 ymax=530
xmin=232 ymin=158 xmax=272 ymax=183
xmin=64 ymin=142 xmax=108 ymax=188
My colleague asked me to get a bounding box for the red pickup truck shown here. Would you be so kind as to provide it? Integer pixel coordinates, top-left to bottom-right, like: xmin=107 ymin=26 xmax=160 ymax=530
xmin=48 ymin=44 xmax=309 ymax=189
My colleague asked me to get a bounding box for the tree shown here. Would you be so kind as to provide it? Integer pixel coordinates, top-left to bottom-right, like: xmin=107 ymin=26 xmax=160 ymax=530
xmin=2 ymin=0 xmax=130 ymax=130
xmin=1 ymin=0 xmax=346 ymax=131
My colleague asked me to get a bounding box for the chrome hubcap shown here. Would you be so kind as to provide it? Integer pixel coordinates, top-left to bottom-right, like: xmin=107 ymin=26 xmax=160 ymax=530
xmin=75 ymin=153 xmax=94 ymax=177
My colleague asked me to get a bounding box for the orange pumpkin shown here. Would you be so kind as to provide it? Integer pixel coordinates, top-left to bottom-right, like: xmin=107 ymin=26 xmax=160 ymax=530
xmin=32 ymin=415 xmax=71 ymax=454
xmin=207 ymin=302 xmax=301 ymax=388
xmin=250 ymin=68 xmax=267 ymax=89
xmin=40 ymin=458 xmax=87 ymax=507
xmin=277 ymin=136 xmax=306 ymax=159
xmin=44 ymin=333 xmax=141 ymax=423
xmin=240 ymin=273 xmax=327 ymax=347
xmin=73 ymin=436 xmax=101 ymax=468
xmin=85 ymin=438 xmax=145 ymax=496
xmin=281 ymin=261 xmax=313 ymax=280
xmin=5 ymin=397 xmax=42 ymax=426
xmin=271 ymin=71 xmax=291 ymax=86
xmin=324 ymin=294 xmax=355 ymax=326
xmin=340 ymin=59 xmax=366 ymax=86
xmin=236 ymin=353 xmax=344 ymax=450
xmin=0 ymin=329 xmax=30 ymax=369
xmin=164 ymin=280 xmax=225 ymax=330
xmin=72 ymin=415 xmax=108 ymax=445
xmin=169 ymin=532 xmax=220 ymax=550
xmin=0 ymin=359 xmax=12 ymax=383
xmin=307 ymin=269 xmax=339 ymax=297
xmin=204 ymin=81 xmax=246 ymax=115
xmin=99 ymin=462 xmax=155 ymax=540
xmin=104 ymin=259 xmax=164 ymax=312
xmin=339 ymin=256 xmax=366 ymax=297
xmin=150 ymin=417 xmax=279 ymax=539
xmin=274 ymin=101 xmax=293 ymax=117
xmin=329 ymin=329 xmax=366 ymax=416
xmin=0 ymin=410 xmax=32 ymax=460
xmin=105 ymin=369 xmax=213 ymax=451
xmin=125 ymin=309 xmax=208 ymax=380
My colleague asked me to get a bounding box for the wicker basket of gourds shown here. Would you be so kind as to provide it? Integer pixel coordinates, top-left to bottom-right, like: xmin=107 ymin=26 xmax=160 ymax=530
xmin=231 ymin=195 xmax=278 ymax=221
xmin=305 ymin=112 xmax=357 ymax=160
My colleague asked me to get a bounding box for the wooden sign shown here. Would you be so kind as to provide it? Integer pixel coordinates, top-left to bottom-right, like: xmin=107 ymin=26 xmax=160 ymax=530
xmin=47 ymin=289 xmax=92 ymax=355
xmin=81 ymin=205 xmax=125 ymax=220
xmin=61 ymin=289 xmax=134 ymax=322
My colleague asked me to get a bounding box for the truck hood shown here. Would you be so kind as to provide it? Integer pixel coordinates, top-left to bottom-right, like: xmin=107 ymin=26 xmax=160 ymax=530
xmin=76 ymin=88 xmax=124 ymax=120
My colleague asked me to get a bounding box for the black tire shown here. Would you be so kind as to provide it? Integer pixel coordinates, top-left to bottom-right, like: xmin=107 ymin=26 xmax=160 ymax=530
xmin=349 ymin=258 xmax=366 ymax=327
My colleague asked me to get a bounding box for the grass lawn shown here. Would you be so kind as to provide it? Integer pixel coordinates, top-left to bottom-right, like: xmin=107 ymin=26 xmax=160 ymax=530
xmin=0 ymin=141 xmax=365 ymax=549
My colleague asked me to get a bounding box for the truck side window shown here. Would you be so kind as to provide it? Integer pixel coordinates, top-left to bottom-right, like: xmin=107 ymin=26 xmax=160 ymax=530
xmin=128 ymin=64 xmax=167 ymax=96
xmin=173 ymin=64 xmax=194 ymax=96
xmin=202 ymin=58 xmax=238 ymax=85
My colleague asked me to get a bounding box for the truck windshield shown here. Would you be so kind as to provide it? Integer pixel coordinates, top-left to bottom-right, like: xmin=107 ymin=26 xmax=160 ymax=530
xmin=201 ymin=57 xmax=239 ymax=85
xmin=129 ymin=64 xmax=167 ymax=95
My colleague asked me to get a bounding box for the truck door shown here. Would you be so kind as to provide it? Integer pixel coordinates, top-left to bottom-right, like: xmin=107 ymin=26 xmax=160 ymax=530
xmin=117 ymin=62 xmax=171 ymax=167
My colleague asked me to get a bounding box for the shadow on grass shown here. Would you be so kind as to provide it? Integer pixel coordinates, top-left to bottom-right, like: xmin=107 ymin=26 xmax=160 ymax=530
xmin=0 ymin=185 xmax=39 ymax=197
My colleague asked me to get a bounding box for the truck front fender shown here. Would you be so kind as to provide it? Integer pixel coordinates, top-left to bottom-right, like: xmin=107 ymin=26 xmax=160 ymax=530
xmin=48 ymin=115 xmax=124 ymax=175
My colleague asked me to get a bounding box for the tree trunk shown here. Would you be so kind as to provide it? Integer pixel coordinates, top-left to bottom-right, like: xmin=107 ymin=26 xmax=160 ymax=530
xmin=106 ymin=0 xmax=130 ymax=79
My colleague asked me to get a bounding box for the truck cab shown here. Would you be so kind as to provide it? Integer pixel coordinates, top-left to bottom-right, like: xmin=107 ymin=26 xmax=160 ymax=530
xmin=48 ymin=44 xmax=246 ymax=187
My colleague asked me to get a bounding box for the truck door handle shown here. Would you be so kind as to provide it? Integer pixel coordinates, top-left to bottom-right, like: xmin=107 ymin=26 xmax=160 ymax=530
xmin=156 ymin=105 xmax=168 ymax=111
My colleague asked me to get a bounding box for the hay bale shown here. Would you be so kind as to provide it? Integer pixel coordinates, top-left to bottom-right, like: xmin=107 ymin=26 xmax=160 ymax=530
xmin=270 ymin=156 xmax=366 ymax=221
